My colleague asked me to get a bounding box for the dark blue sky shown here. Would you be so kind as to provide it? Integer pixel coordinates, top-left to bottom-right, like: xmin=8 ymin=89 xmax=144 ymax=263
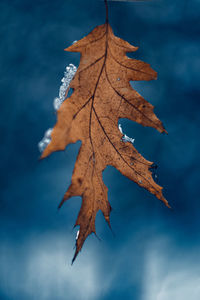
xmin=0 ymin=0 xmax=200 ymax=299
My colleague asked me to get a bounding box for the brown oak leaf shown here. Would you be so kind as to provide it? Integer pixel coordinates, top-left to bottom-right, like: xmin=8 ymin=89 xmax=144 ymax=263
xmin=41 ymin=22 xmax=170 ymax=263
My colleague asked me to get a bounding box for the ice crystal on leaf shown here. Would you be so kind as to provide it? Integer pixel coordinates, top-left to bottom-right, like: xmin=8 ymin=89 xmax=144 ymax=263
xmin=38 ymin=64 xmax=77 ymax=153
xmin=53 ymin=64 xmax=77 ymax=111
xmin=38 ymin=128 xmax=53 ymax=153
xmin=119 ymin=124 xmax=135 ymax=144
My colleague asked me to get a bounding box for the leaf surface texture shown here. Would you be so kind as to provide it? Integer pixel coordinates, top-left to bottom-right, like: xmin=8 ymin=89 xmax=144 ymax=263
xmin=42 ymin=23 xmax=169 ymax=262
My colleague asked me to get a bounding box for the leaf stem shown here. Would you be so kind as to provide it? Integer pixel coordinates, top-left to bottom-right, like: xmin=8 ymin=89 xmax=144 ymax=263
xmin=104 ymin=0 xmax=109 ymax=23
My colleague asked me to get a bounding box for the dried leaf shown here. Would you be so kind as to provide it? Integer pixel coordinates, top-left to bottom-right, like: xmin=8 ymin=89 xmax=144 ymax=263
xmin=41 ymin=22 xmax=169 ymax=263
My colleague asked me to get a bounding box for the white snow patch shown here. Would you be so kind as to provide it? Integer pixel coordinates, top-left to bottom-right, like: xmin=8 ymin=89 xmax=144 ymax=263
xmin=38 ymin=128 xmax=53 ymax=153
xmin=76 ymin=230 xmax=80 ymax=240
xmin=53 ymin=63 xmax=77 ymax=111
xmin=119 ymin=124 xmax=135 ymax=144
xmin=38 ymin=64 xmax=77 ymax=153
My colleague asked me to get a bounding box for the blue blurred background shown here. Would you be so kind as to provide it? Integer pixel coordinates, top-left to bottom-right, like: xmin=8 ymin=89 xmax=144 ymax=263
xmin=0 ymin=0 xmax=200 ymax=299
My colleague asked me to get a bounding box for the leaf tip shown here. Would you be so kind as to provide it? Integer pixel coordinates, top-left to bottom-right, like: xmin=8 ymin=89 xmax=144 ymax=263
xmin=71 ymin=251 xmax=78 ymax=265
xmin=39 ymin=145 xmax=53 ymax=159
xmin=58 ymin=196 xmax=67 ymax=209
xmin=163 ymin=128 xmax=168 ymax=135
xmin=39 ymin=152 xmax=47 ymax=160
xmin=166 ymin=202 xmax=172 ymax=209
xmin=64 ymin=46 xmax=71 ymax=52
xmin=162 ymin=197 xmax=171 ymax=209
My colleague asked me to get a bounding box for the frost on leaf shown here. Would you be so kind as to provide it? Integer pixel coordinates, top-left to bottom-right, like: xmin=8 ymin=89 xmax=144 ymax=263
xmin=38 ymin=128 xmax=53 ymax=153
xmin=119 ymin=124 xmax=135 ymax=144
xmin=41 ymin=23 xmax=169 ymax=263
xmin=39 ymin=64 xmax=77 ymax=152
xmin=53 ymin=64 xmax=77 ymax=111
